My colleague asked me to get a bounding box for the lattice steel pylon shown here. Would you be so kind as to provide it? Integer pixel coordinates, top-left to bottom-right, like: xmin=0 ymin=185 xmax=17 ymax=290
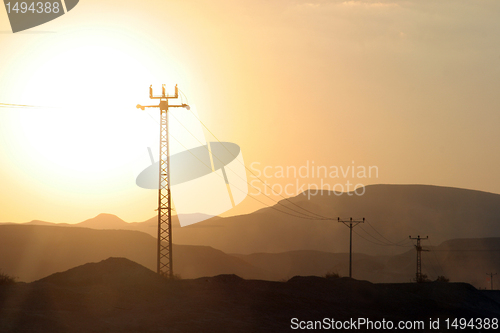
xmin=137 ymin=84 xmax=189 ymax=278
xmin=409 ymin=235 xmax=429 ymax=283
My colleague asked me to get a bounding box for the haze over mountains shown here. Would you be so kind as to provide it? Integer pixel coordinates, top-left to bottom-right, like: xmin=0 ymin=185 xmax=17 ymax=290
xmin=1 ymin=223 xmax=499 ymax=287
xmin=14 ymin=184 xmax=500 ymax=256
xmin=234 ymin=237 xmax=500 ymax=287
xmin=174 ymin=184 xmax=500 ymax=255
xmin=1 ymin=183 xmax=500 ymax=288
xmin=0 ymin=225 xmax=263 ymax=282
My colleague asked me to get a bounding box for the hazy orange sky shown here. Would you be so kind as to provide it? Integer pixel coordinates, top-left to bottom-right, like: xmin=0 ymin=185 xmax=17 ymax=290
xmin=1 ymin=0 xmax=500 ymax=223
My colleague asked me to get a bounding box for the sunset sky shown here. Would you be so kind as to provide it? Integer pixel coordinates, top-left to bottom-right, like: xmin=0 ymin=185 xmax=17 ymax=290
xmin=1 ymin=0 xmax=500 ymax=223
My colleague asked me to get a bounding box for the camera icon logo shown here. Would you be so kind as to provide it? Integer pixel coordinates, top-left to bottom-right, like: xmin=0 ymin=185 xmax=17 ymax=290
xmin=136 ymin=107 xmax=248 ymax=227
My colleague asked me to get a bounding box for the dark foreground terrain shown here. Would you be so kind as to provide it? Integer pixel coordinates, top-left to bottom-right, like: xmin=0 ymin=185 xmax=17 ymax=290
xmin=1 ymin=258 xmax=499 ymax=333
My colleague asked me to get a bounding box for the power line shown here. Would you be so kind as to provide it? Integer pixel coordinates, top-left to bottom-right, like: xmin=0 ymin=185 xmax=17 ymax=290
xmin=177 ymin=90 xmax=332 ymax=221
xmin=0 ymin=102 xmax=44 ymax=108
xmin=356 ymin=226 xmax=391 ymax=245
xmin=166 ymin=115 xmax=437 ymax=243
xmin=427 ymin=239 xmax=445 ymax=277
xmin=168 ymin=112 xmax=330 ymax=220
xmin=350 ymin=219 xmax=413 ymax=248
xmin=355 ymin=227 xmax=413 ymax=248
xmin=161 ymin=109 xmax=334 ymax=220
xmin=421 ymin=252 xmax=439 ymax=280
xmin=169 ymin=132 xmax=329 ymax=220
xmin=353 ymin=229 xmax=397 ymax=247
xmin=365 ymin=220 xmax=411 ymax=246
xmin=144 ymin=112 xmax=330 ymax=221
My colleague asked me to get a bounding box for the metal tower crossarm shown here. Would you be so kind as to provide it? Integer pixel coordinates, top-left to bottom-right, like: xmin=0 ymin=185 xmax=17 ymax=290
xmin=136 ymin=84 xmax=190 ymax=278
xmin=409 ymin=235 xmax=429 ymax=283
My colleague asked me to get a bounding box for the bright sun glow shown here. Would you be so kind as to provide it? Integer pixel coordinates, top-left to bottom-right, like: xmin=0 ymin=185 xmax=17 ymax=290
xmin=5 ymin=28 xmax=191 ymax=186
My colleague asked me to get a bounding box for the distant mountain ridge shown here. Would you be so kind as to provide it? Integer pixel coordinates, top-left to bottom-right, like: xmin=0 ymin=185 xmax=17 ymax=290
xmin=5 ymin=184 xmax=500 ymax=256
xmin=4 ymin=213 xmax=218 ymax=235
xmin=0 ymin=225 xmax=264 ymax=282
xmin=171 ymin=184 xmax=500 ymax=255
xmin=78 ymin=213 xmax=129 ymax=229
xmin=0 ymin=224 xmax=499 ymax=288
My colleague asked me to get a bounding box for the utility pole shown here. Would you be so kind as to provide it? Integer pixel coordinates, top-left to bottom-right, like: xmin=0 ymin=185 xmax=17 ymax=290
xmin=338 ymin=217 xmax=365 ymax=278
xmin=137 ymin=84 xmax=189 ymax=278
xmin=409 ymin=235 xmax=429 ymax=283
xmin=487 ymin=273 xmax=497 ymax=290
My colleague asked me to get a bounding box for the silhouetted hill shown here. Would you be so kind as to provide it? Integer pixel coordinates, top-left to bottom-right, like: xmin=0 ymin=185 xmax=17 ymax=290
xmin=234 ymin=250 xmax=393 ymax=282
xmin=172 ymin=184 xmax=500 ymax=255
xmin=36 ymin=257 xmax=166 ymax=287
xmin=77 ymin=213 xmax=129 ymax=229
xmin=64 ymin=213 xmax=216 ymax=233
xmin=24 ymin=220 xmax=69 ymax=226
xmin=11 ymin=185 xmax=499 ymax=257
xmin=1 ymin=258 xmax=499 ymax=332
xmin=235 ymin=238 xmax=500 ymax=288
xmin=384 ymin=237 xmax=500 ymax=286
xmin=0 ymin=225 xmax=264 ymax=282
xmin=1 ymin=224 xmax=499 ymax=287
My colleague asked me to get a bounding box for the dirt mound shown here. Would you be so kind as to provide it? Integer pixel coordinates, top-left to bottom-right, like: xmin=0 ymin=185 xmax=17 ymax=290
xmin=35 ymin=257 xmax=165 ymax=288
xmin=2 ymin=267 xmax=500 ymax=333
xmin=195 ymin=274 xmax=244 ymax=284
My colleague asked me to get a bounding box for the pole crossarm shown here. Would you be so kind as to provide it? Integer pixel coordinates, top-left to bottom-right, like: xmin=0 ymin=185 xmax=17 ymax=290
xmin=337 ymin=217 xmax=365 ymax=228
xmin=136 ymin=104 xmax=189 ymax=111
xmin=338 ymin=217 xmax=365 ymax=278
xmin=136 ymin=84 xmax=190 ymax=279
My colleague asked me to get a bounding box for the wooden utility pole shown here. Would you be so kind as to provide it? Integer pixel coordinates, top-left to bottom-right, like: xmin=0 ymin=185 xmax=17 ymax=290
xmin=487 ymin=272 xmax=497 ymax=290
xmin=338 ymin=217 xmax=365 ymax=278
